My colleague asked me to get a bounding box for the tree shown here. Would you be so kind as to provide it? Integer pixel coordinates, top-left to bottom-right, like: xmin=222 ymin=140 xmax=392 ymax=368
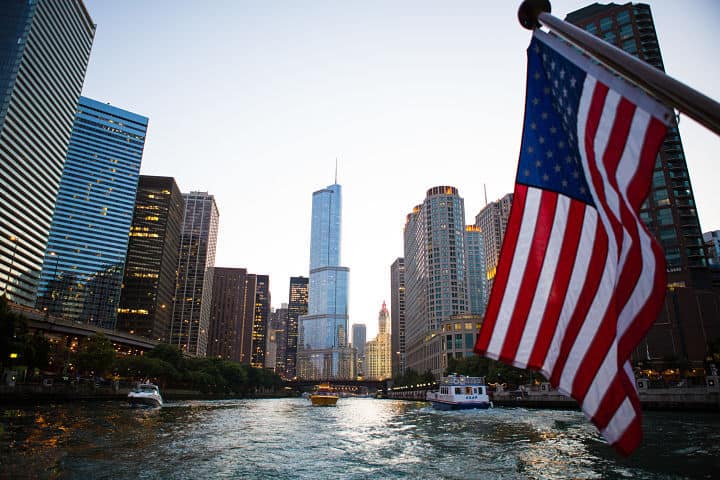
xmin=24 ymin=331 xmax=51 ymax=372
xmin=76 ymin=334 xmax=116 ymax=377
xmin=0 ymin=295 xmax=27 ymax=370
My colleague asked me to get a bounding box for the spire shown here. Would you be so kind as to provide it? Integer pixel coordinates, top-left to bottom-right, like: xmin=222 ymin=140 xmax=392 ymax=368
xmin=334 ymin=157 xmax=338 ymax=184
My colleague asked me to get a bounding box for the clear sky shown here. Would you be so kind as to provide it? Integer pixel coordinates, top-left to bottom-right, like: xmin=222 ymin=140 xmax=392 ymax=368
xmin=82 ymin=0 xmax=720 ymax=340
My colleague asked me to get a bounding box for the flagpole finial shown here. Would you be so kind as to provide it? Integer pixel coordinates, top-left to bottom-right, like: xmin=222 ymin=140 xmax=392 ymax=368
xmin=518 ymin=0 xmax=551 ymax=30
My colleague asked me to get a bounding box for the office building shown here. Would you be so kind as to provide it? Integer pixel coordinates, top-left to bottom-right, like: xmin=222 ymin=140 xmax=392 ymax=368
xmin=404 ymin=186 xmax=469 ymax=377
xmin=207 ymin=267 xmax=256 ymax=363
xmin=0 ymin=0 xmax=95 ymax=306
xmin=474 ymin=193 xmax=513 ymax=297
xmin=251 ymin=274 xmax=271 ymax=368
xmin=269 ymin=305 xmax=289 ymax=372
xmin=390 ymin=257 xmax=406 ymax=377
xmin=170 ymin=192 xmax=219 ymax=356
xmin=464 ymin=225 xmax=486 ymax=316
xmin=35 ymin=97 xmax=148 ymax=328
xmin=352 ymin=323 xmax=366 ymax=377
xmin=285 ymin=276 xmax=308 ymax=379
xmin=117 ymin=176 xmax=184 ymax=341
xmin=297 ymin=183 xmax=353 ymax=380
xmin=566 ymin=2 xmax=720 ymax=365
xmin=365 ymin=301 xmax=391 ymax=381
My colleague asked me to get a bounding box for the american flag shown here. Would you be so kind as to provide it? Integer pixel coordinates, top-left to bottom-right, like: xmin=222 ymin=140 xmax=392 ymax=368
xmin=474 ymin=30 xmax=671 ymax=455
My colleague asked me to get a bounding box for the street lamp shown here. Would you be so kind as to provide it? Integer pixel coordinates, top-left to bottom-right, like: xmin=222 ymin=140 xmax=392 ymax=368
xmin=2 ymin=234 xmax=18 ymax=296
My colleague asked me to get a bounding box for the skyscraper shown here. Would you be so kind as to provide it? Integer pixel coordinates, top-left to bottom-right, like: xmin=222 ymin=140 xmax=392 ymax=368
xmin=0 ymin=0 xmax=95 ymax=306
xmin=208 ymin=267 xmax=255 ymax=363
xmin=285 ymin=276 xmax=308 ymax=379
xmin=36 ymin=97 xmax=148 ymax=328
xmin=566 ymin=2 xmax=720 ymax=365
xmin=390 ymin=257 xmax=406 ymax=377
xmin=171 ymin=192 xmax=219 ymax=356
xmin=297 ymin=183 xmax=353 ymax=380
xmin=117 ymin=176 xmax=184 ymax=341
xmin=365 ymin=301 xmax=392 ymax=381
xmin=464 ymin=225 xmax=486 ymax=316
xmin=352 ymin=323 xmax=366 ymax=376
xmin=474 ymin=193 xmax=513 ymax=297
xmin=269 ymin=304 xmax=289 ymax=372
xmin=404 ymin=186 xmax=469 ymax=377
xmin=251 ymin=274 xmax=271 ymax=368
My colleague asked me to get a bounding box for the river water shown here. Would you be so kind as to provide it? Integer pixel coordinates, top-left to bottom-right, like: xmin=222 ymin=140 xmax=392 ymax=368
xmin=0 ymin=398 xmax=718 ymax=479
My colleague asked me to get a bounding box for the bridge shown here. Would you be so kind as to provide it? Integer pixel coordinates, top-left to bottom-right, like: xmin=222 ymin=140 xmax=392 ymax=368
xmin=286 ymin=378 xmax=386 ymax=394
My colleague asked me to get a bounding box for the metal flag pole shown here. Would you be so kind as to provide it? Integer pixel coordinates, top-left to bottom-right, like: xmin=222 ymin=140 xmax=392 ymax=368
xmin=517 ymin=0 xmax=720 ymax=136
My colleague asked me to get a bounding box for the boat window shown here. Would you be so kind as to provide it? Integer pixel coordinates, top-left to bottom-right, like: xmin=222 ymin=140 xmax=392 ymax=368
xmin=455 ymin=387 xmax=461 ymax=395
xmin=465 ymin=387 xmax=472 ymax=395
xmin=473 ymin=388 xmax=477 ymax=394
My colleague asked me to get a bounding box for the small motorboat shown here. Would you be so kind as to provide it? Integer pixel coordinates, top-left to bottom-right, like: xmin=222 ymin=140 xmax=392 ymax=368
xmin=426 ymin=374 xmax=492 ymax=410
xmin=309 ymin=383 xmax=339 ymax=406
xmin=128 ymin=382 xmax=163 ymax=408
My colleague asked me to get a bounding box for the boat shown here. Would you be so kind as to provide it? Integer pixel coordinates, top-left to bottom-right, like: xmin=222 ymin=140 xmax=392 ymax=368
xmin=128 ymin=382 xmax=163 ymax=408
xmin=309 ymin=383 xmax=339 ymax=406
xmin=426 ymin=374 xmax=492 ymax=410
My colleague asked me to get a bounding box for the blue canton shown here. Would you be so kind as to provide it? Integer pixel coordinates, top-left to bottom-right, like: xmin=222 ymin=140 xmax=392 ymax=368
xmin=518 ymin=36 xmax=594 ymax=206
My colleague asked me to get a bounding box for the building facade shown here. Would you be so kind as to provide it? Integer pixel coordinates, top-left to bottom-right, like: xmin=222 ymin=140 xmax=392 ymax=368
xmin=170 ymin=192 xmax=219 ymax=356
xmin=404 ymin=186 xmax=469 ymax=377
xmin=566 ymin=2 xmax=720 ymax=365
xmin=352 ymin=323 xmax=366 ymax=377
xmin=441 ymin=314 xmax=484 ymax=369
xmin=251 ymin=274 xmax=271 ymax=368
xmin=297 ymin=183 xmax=353 ymax=380
xmin=464 ymin=225 xmax=486 ymax=316
xmin=207 ymin=267 xmax=256 ymax=363
xmin=268 ymin=304 xmax=289 ymax=372
xmin=117 ymin=176 xmax=184 ymax=342
xmin=0 ymin=0 xmax=95 ymax=306
xmin=365 ymin=301 xmax=391 ymax=381
xmin=285 ymin=276 xmax=308 ymax=379
xmin=35 ymin=97 xmax=148 ymax=329
xmin=390 ymin=257 xmax=406 ymax=378
xmin=474 ymin=193 xmax=513 ymax=298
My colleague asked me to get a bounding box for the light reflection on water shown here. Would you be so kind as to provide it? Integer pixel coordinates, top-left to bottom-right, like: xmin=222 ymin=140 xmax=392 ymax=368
xmin=1 ymin=398 xmax=718 ymax=479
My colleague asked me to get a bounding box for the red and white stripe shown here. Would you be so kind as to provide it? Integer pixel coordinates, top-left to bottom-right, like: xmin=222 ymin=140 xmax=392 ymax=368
xmin=475 ymin=73 xmax=667 ymax=455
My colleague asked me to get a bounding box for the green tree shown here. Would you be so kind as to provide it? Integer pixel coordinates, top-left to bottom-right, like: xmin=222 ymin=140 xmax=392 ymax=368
xmin=76 ymin=334 xmax=116 ymax=377
xmin=24 ymin=331 xmax=51 ymax=372
xmin=0 ymin=296 xmax=27 ymax=369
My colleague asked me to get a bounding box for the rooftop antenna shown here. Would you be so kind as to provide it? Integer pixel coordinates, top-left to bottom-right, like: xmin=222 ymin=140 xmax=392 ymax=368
xmin=334 ymin=157 xmax=338 ymax=184
xmin=484 ymin=183 xmax=488 ymax=206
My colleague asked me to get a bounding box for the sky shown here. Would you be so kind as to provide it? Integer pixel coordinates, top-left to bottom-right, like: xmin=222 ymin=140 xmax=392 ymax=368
xmin=81 ymin=0 xmax=720 ymax=340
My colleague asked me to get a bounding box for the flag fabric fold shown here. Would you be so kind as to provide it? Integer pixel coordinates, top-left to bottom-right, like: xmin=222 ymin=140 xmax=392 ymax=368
xmin=474 ymin=29 xmax=671 ymax=455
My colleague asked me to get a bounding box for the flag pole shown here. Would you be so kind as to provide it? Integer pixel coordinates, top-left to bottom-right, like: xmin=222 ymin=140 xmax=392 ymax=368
xmin=518 ymin=0 xmax=720 ymax=136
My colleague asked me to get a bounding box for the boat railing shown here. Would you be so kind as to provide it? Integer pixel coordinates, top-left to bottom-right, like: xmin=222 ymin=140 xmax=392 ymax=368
xmin=441 ymin=375 xmax=486 ymax=386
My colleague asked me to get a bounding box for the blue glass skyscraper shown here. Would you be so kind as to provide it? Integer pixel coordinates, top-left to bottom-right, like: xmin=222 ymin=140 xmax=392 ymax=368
xmin=297 ymin=183 xmax=353 ymax=380
xmin=36 ymin=97 xmax=148 ymax=329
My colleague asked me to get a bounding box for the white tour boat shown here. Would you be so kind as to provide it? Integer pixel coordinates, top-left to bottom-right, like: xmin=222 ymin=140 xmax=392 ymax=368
xmin=426 ymin=374 xmax=492 ymax=410
xmin=128 ymin=382 xmax=164 ymax=408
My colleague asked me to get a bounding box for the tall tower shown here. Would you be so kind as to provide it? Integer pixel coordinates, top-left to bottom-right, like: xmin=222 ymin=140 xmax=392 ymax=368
xmin=365 ymin=301 xmax=392 ymax=380
xmin=251 ymin=274 xmax=271 ymax=368
xmin=171 ymin=192 xmax=219 ymax=356
xmin=117 ymin=176 xmax=184 ymax=341
xmin=35 ymin=97 xmax=148 ymax=329
xmin=208 ymin=267 xmax=255 ymax=363
xmin=0 ymin=0 xmax=95 ymax=306
xmin=404 ymin=186 xmax=469 ymax=377
xmin=464 ymin=225 xmax=487 ymax=316
xmin=297 ymin=183 xmax=353 ymax=380
xmin=474 ymin=193 xmax=513 ymax=298
xmin=566 ymin=3 xmax=720 ymax=365
xmin=390 ymin=257 xmax=406 ymax=377
xmin=352 ymin=323 xmax=366 ymax=376
xmin=285 ymin=276 xmax=308 ymax=379
xmin=269 ymin=304 xmax=289 ymax=372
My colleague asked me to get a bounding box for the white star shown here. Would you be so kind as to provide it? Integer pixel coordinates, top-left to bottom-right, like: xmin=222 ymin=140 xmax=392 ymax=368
xmin=566 ymin=105 xmax=572 ymax=115
xmin=546 ymin=150 xmax=553 ymax=159
xmin=543 ymin=53 xmax=548 ymax=62
xmin=538 ymin=136 xmax=545 ymax=144
xmin=527 ymin=146 xmax=534 ymax=154
xmin=558 ymin=141 xmax=565 ymax=149
xmin=541 ymin=112 xmax=548 ymax=120
xmin=573 ymin=170 xmax=580 ymax=178
xmin=532 ymin=97 xmax=540 ymax=106
xmin=543 ymin=87 xmax=551 ymax=95
xmin=558 ymin=97 xmax=564 ymax=107
xmin=570 ymin=76 xmax=577 ymax=87
xmin=524 ymin=169 xmax=531 ymax=177
xmin=562 ymin=179 xmax=568 ymax=187
xmin=536 ymin=160 xmax=542 ymax=167
xmin=554 ymin=164 xmax=561 ymax=172
xmin=559 ymin=69 xmax=565 ymax=79
xmin=563 ymin=87 xmax=568 ymax=97
xmin=543 ymin=173 xmax=550 ymax=181
xmin=534 ymin=71 xmax=541 ymax=80
xmin=580 ymin=186 xmax=587 ymax=194
xmin=533 ymin=44 xmax=541 ymax=54
xmin=530 ymin=122 xmax=537 ymax=130
xmin=554 ymin=79 xmax=559 ymax=88
xmin=550 ymin=60 xmax=556 ymax=70
xmin=566 ymin=156 xmax=573 ymax=164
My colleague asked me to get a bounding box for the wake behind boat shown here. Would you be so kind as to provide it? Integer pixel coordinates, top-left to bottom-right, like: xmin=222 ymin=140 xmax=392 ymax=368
xmin=128 ymin=382 xmax=163 ymax=408
xmin=426 ymin=374 xmax=492 ymax=410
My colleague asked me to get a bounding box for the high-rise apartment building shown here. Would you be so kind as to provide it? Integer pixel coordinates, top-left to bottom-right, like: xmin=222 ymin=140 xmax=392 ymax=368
xmin=207 ymin=267 xmax=255 ymax=363
xmin=464 ymin=225 xmax=486 ymax=316
xmin=251 ymin=274 xmax=271 ymax=368
xmin=297 ymin=183 xmax=353 ymax=380
xmin=285 ymin=276 xmax=308 ymax=379
xmin=404 ymin=186 xmax=469 ymax=377
xmin=566 ymin=2 xmax=720 ymax=365
xmin=390 ymin=257 xmax=406 ymax=377
xmin=117 ymin=176 xmax=184 ymax=341
xmin=36 ymin=97 xmax=148 ymax=328
xmin=171 ymin=192 xmax=219 ymax=356
xmin=474 ymin=193 xmax=513 ymax=297
xmin=269 ymin=305 xmax=289 ymax=372
xmin=352 ymin=323 xmax=366 ymax=376
xmin=365 ymin=302 xmax=391 ymax=380
xmin=0 ymin=0 xmax=95 ymax=306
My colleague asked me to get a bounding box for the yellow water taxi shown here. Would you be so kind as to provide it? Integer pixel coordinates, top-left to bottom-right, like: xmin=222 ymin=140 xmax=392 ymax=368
xmin=309 ymin=383 xmax=339 ymax=406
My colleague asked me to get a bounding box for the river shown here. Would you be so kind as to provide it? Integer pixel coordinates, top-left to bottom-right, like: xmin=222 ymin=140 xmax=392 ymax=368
xmin=0 ymin=398 xmax=718 ymax=479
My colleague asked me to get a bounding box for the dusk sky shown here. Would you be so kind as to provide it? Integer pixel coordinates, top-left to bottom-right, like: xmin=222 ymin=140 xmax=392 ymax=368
xmin=81 ymin=0 xmax=720 ymax=339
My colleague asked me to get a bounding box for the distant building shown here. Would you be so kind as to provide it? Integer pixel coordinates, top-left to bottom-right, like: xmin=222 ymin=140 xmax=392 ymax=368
xmin=365 ymin=302 xmax=391 ymax=381
xmin=170 ymin=192 xmax=219 ymax=356
xmin=0 ymin=0 xmax=95 ymax=306
xmin=117 ymin=176 xmax=184 ymax=342
xmin=441 ymin=314 xmax=483 ymax=364
xmin=464 ymin=225 xmax=486 ymax=316
xmin=352 ymin=323 xmax=366 ymax=376
xmin=36 ymin=97 xmax=148 ymax=329
xmin=390 ymin=257 xmax=406 ymax=378
xmin=297 ymin=183 xmax=353 ymax=380
xmin=268 ymin=304 xmax=289 ymax=372
xmin=404 ymin=186 xmax=469 ymax=377
xmin=251 ymin=274 xmax=271 ymax=368
xmin=285 ymin=276 xmax=308 ymax=379
xmin=474 ymin=193 xmax=513 ymax=298
xmin=207 ymin=267 xmax=256 ymax=364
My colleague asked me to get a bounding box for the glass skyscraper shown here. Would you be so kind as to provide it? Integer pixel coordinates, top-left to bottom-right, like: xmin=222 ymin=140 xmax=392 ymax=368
xmin=297 ymin=184 xmax=353 ymax=380
xmin=464 ymin=225 xmax=486 ymax=316
xmin=390 ymin=257 xmax=406 ymax=377
xmin=36 ymin=97 xmax=148 ymax=329
xmin=0 ymin=0 xmax=95 ymax=306
xmin=251 ymin=274 xmax=271 ymax=368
